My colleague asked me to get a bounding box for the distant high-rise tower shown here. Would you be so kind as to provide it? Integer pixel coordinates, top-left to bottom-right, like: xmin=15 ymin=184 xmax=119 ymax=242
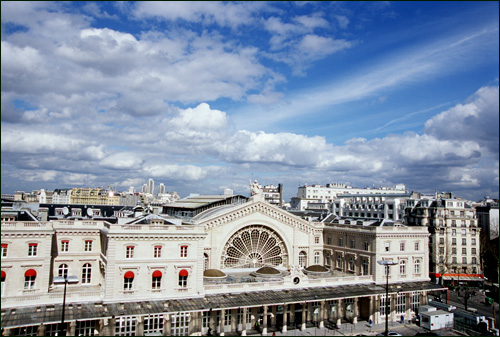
xmin=142 ymin=184 xmax=148 ymax=193
xmin=158 ymin=183 xmax=165 ymax=195
xmin=129 ymin=186 xmax=136 ymax=194
xmin=148 ymin=179 xmax=155 ymax=195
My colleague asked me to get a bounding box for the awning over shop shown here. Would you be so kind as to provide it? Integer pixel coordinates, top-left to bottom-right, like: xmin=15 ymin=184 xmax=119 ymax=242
xmin=442 ymin=274 xmax=484 ymax=281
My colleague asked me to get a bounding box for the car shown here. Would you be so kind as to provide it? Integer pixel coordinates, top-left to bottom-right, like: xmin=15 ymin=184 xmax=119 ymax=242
xmin=376 ymin=332 xmax=403 ymax=336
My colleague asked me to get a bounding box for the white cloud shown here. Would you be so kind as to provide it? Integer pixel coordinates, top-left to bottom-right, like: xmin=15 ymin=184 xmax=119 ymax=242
xmin=100 ymin=153 xmax=143 ymax=170
xmin=144 ymin=164 xmax=224 ymax=181
xmin=169 ymin=103 xmax=228 ymax=130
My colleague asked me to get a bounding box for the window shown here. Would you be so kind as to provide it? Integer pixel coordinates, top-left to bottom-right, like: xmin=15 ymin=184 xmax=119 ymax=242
xmin=349 ymin=257 xmax=355 ymax=271
xmin=126 ymin=246 xmax=134 ymax=259
xmin=84 ymin=240 xmax=93 ymax=252
xmin=364 ymin=242 xmax=369 ymax=251
xmin=299 ymin=251 xmax=307 ymax=267
xmin=472 ymin=257 xmax=477 ymax=264
xmin=124 ymin=271 xmax=134 ymax=290
xmin=1 ymin=244 xmax=7 ymax=257
xmin=327 ymin=237 xmax=332 ymax=245
xmin=204 ymin=253 xmax=209 ymax=270
xmin=396 ymin=294 xmax=406 ymax=314
xmin=461 ymin=229 xmax=466 ymax=235
xmin=400 ymin=242 xmax=405 ymax=252
xmin=439 ymin=238 xmax=445 ymax=244
xmin=362 ymin=260 xmax=369 ymax=275
xmin=385 ymin=242 xmax=390 ymax=252
xmin=82 ymin=263 xmax=91 ymax=284
xmin=350 ymin=240 xmax=355 ymax=249
xmin=338 ymin=238 xmax=343 ymax=247
xmin=337 ymin=255 xmax=342 ymax=268
xmin=380 ymin=295 xmax=390 ymax=316
xmin=452 ymin=238 xmax=456 ymax=245
xmin=61 ymin=240 xmax=69 ymax=252
xmin=178 ymin=269 xmax=188 ymax=288
xmin=414 ymin=242 xmax=419 ymax=251
xmin=144 ymin=314 xmax=164 ymax=336
xmin=462 ymin=248 xmax=466 ymax=255
xmin=452 ymin=248 xmax=457 ymax=255
xmin=400 ymin=260 xmax=406 ymax=275
xmin=76 ymin=320 xmax=97 ymax=336
xmin=180 ymin=245 xmax=188 ymax=258
xmin=1 ymin=270 xmax=6 ymax=297
xmin=314 ymin=252 xmax=320 ymax=265
xmin=411 ymin=293 xmax=420 ymax=313
xmin=152 ymin=270 xmax=162 ymax=290
xmin=452 ymin=257 xmax=457 ymax=264
xmin=471 ymin=238 xmax=476 ymax=245
xmin=462 ymin=238 xmax=466 ymax=245
xmin=315 ymin=237 xmax=320 ymax=244
xmin=115 ymin=316 xmax=137 ymax=336
xmin=154 ymin=246 xmax=162 ymax=258
xmin=452 ymin=229 xmax=456 ymax=236
xmin=58 ymin=264 xmax=68 ymax=278
xmin=414 ymin=260 xmax=421 ymax=274
xmin=452 ymin=220 xmax=456 ymax=227
xmin=28 ymin=243 xmax=38 ymax=256
xmin=439 ymin=247 xmax=444 ymax=254
xmin=471 ymin=248 xmax=476 ymax=255
xmin=24 ymin=269 xmax=36 ymax=289
xmin=462 ymin=257 xmax=467 ymax=264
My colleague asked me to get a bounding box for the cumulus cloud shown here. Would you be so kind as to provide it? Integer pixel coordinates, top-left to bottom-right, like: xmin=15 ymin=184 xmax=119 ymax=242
xmin=100 ymin=153 xmax=143 ymax=170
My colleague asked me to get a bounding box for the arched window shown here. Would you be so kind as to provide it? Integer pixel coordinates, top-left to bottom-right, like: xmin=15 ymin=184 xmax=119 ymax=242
xmin=152 ymin=270 xmax=162 ymax=290
xmin=82 ymin=263 xmax=91 ymax=284
xmin=24 ymin=269 xmax=36 ymax=289
xmin=178 ymin=269 xmax=188 ymax=288
xmin=204 ymin=253 xmax=209 ymax=271
xmin=400 ymin=260 xmax=406 ymax=275
xmin=299 ymin=251 xmax=307 ymax=268
xmin=124 ymin=271 xmax=134 ymax=290
xmin=58 ymin=264 xmax=68 ymax=278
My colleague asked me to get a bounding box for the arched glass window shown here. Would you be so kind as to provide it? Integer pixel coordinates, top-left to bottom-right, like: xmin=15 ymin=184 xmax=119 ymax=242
xmin=58 ymin=264 xmax=69 ymax=278
xmin=299 ymin=251 xmax=307 ymax=268
xmin=82 ymin=263 xmax=91 ymax=284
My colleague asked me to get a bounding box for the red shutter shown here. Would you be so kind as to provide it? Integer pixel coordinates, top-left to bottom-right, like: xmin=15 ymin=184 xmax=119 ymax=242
xmin=152 ymin=270 xmax=162 ymax=278
xmin=124 ymin=271 xmax=135 ymax=279
xmin=179 ymin=269 xmax=188 ymax=277
xmin=25 ymin=269 xmax=37 ymax=277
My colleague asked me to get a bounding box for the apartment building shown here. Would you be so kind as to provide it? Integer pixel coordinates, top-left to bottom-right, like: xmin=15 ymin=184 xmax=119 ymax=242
xmin=404 ymin=197 xmax=482 ymax=286
xmin=332 ymin=193 xmax=411 ymax=221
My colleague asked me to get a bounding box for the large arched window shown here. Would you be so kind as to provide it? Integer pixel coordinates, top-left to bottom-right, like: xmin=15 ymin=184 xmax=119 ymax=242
xmin=82 ymin=263 xmax=91 ymax=284
xmin=221 ymin=225 xmax=288 ymax=269
xmin=299 ymin=251 xmax=307 ymax=268
xmin=58 ymin=264 xmax=69 ymax=278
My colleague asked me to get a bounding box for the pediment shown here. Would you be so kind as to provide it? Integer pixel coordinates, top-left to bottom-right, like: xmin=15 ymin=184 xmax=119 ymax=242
xmin=192 ymin=200 xmax=322 ymax=233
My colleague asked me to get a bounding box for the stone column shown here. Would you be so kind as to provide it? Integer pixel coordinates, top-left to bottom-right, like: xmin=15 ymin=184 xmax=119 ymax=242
xmin=242 ymin=307 xmax=247 ymax=336
xmin=289 ymin=304 xmax=295 ymax=327
xmin=353 ymin=298 xmax=359 ymax=324
xmin=374 ymin=295 xmax=381 ymax=324
xmin=282 ymin=305 xmax=288 ymax=333
xmin=406 ymin=293 xmax=412 ymax=320
xmin=68 ymin=321 xmax=76 ymax=336
xmin=336 ymin=299 xmax=342 ymax=327
xmin=109 ymin=316 xmax=116 ymax=336
xmin=209 ymin=310 xmax=216 ymax=335
xmin=421 ymin=291 xmax=428 ymax=305
xmin=164 ymin=314 xmax=171 ymax=336
xmin=368 ymin=296 xmax=375 ymax=324
xmin=136 ymin=316 xmax=144 ymax=336
xmin=219 ymin=309 xmax=225 ymax=336
xmin=390 ymin=294 xmax=396 ymax=322
xmin=307 ymin=302 xmax=312 ymax=324
xmin=231 ymin=309 xmax=237 ymax=333
xmin=301 ymin=303 xmax=307 ymax=331
xmin=36 ymin=324 xmax=45 ymax=336
xmin=319 ymin=301 xmax=325 ymax=328
xmin=271 ymin=306 xmax=277 ymax=328
xmin=262 ymin=305 xmax=268 ymax=335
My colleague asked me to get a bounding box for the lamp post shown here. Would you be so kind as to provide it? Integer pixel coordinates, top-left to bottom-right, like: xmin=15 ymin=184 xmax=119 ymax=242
xmin=53 ymin=275 xmax=79 ymax=336
xmin=378 ymin=260 xmax=398 ymax=337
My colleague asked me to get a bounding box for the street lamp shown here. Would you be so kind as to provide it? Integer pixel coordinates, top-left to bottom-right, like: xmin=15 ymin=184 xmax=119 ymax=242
xmin=378 ymin=260 xmax=398 ymax=337
xmin=53 ymin=275 xmax=79 ymax=336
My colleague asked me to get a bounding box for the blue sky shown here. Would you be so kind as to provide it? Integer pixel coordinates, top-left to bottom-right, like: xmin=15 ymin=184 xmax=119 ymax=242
xmin=1 ymin=1 xmax=499 ymax=201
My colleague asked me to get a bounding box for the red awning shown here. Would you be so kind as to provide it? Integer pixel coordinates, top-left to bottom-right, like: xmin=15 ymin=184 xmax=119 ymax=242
xmin=25 ymin=269 xmax=37 ymax=277
xmin=152 ymin=270 xmax=162 ymax=278
xmin=124 ymin=271 xmax=134 ymax=279
xmin=1 ymin=244 xmax=7 ymax=248
xmin=179 ymin=269 xmax=189 ymax=277
xmin=28 ymin=243 xmax=38 ymax=246
xmin=1 ymin=270 xmax=5 ymax=279
xmin=61 ymin=240 xmax=69 ymax=243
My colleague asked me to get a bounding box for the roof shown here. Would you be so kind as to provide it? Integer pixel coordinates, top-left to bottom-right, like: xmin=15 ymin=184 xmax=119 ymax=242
xmin=204 ymin=269 xmax=227 ymax=278
xmin=165 ymin=195 xmax=248 ymax=210
xmin=0 ymin=281 xmax=446 ymax=328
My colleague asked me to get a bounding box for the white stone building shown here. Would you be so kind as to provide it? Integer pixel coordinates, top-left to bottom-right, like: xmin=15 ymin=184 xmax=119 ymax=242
xmin=1 ymin=189 xmax=443 ymax=336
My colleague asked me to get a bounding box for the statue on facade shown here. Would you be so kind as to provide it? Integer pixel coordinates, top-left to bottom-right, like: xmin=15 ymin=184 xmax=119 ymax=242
xmin=250 ymin=180 xmax=263 ymax=198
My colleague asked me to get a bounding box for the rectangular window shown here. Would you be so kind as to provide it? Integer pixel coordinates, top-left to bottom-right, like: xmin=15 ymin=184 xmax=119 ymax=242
xmin=152 ymin=276 xmax=161 ymax=290
xmin=452 ymin=238 xmax=456 ymax=245
xmin=400 ymin=242 xmax=405 ymax=252
xmin=472 ymin=248 xmax=476 ymax=255
xmin=76 ymin=320 xmax=97 ymax=336
xmin=364 ymin=242 xmax=369 ymax=251
xmin=439 ymin=247 xmax=444 ymax=254
xmin=61 ymin=240 xmax=69 ymax=252
xmin=414 ymin=242 xmax=419 ymax=251
xmin=180 ymin=246 xmax=188 ymax=258
xmin=179 ymin=275 xmax=188 ymax=288
xmin=452 ymin=257 xmax=457 ymax=263
xmin=315 ymin=237 xmax=320 ymax=244
xmin=28 ymin=243 xmax=37 ymax=256
xmin=144 ymin=314 xmax=164 ymax=335
xmin=461 ymin=229 xmax=466 ymax=235
xmin=126 ymin=246 xmax=134 ymax=259
xmin=462 ymin=257 xmax=467 ymax=264
xmin=439 ymin=238 xmax=445 ymax=244
xmin=350 ymin=240 xmax=355 ymax=249
xmin=414 ymin=260 xmax=421 ymax=274
xmin=452 ymin=248 xmax=457 ymax=255
xmin=452 ymin=229 xmax=456 ymax=236
xmin=115 ymin=316 xmax=137 ymax=336
xmin=24 ymin=275 xmax=36 ymax=290
xmin=154 ymin=246 xmax=162 ymax=258
xmin=338 ymin=238 xmax=343 ymax=247
xmin=462 ymin=248 xmax=466 ymax=255
xmin=84 ymin=240 xmax=93 ymax=252
xmin=124 ymin=277 xmax=133 ymax=290
xmin=327 ymin=237 xmax=332 ymax=245
xmin=385 ymin=242 xmax=390 ymax=252
xmin=1 ymin=244 xmax=7 ymax=257
xmin=462 ymin=238 xmax=466 ymax=245
xmin=471 ymin=238 xmax=476 ymax=245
